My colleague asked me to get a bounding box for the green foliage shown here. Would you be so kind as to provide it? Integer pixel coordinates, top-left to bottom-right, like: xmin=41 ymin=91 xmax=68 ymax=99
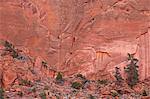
xmin=111 ymin=90 xmax=118 ymax=97
xmin=56 ymin=95 xmax=60 ymax=99
xmin=97 ymin=79 xmax=108 ymax=85
xmin=30 ymin=86 xmax=36 ymax=93
xmin=11 ymin=50 xmax=19 ymax=59
xmin=89 ymin=94 xmax=95 ymax=99
xmin=4 ymin=41 xmax=14 ymax=51
xmin=76 ymin=74 xmax=86 ymax=80
xmin=39 ymin=91 xmax=46 ymax=99
xmin=124 ymin=53 xmax=139 ymax=88
xmin=3 ymin=41 xmax=21 ymax=59
xmin=111 ymin=92 xmax=118 ymax=97
xmin=17 ymin=91 xmax=23 ymax=97
xmin=0 ymin=87 xmax=4 ymax=99
xmin=42 ymin=61 xmax=48 ymax=69
xmin=114 ymin=67 xmax=123 ymax=84
xmin=56 ymin=72 xmax=63 ymax=81
xmin=71 ymin=82 xmax=82 ymax=89
xmin=76 ymin=74 xmax=88 ymax=85
xmin=19 ymin=79 xmax=32 ymax=86
xmin=142 ymin=90 xmax=148 ymax=96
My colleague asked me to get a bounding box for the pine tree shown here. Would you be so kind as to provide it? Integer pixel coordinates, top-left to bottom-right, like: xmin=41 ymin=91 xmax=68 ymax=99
xmin=124 ymin=53 xmax=139 ymax=88
xmin=56 ymin=72 xmax=63 ymax=81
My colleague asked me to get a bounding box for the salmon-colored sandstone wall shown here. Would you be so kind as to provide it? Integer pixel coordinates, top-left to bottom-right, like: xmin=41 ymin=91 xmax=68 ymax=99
xmin=0 ymin=0 xmax=150 ymax=81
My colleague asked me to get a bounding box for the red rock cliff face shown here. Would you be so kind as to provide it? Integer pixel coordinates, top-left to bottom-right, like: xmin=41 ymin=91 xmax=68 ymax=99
xmin=0 ymin=0 xmax=150 ymax=81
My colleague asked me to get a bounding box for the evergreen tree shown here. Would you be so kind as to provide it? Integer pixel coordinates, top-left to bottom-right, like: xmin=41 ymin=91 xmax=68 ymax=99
xmin=124 ymin=53 xmax=139 ymax=88
xmin=56 ymin=72 xmax=63 ymax=81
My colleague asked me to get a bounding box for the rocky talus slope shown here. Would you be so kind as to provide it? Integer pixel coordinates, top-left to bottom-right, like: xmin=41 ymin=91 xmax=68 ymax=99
xmin=0 ymin=0 xmax=150 ymax=80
